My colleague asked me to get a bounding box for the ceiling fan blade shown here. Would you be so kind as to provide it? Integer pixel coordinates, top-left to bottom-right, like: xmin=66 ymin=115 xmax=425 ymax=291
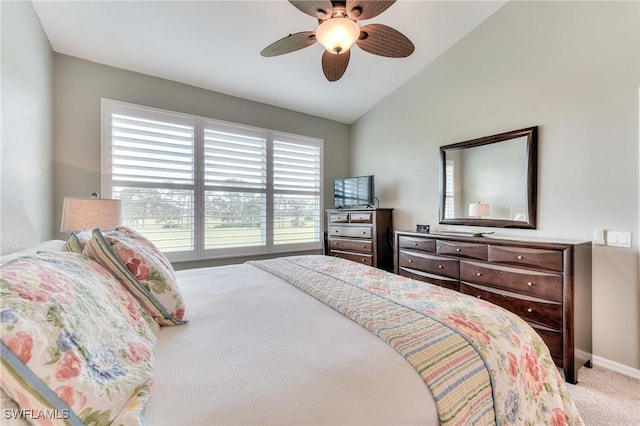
xmin=289 ymin=0 xmax=333 ymax=20
xmin=322 ymin=50 xmax=350 ymax=81
xmin=346 ymin=0 xmax=396 ymax=21
xmin=260 ymin=31 xmax=317 ymax=57
xmin=356 ymin=24 xmax=414 ymax=58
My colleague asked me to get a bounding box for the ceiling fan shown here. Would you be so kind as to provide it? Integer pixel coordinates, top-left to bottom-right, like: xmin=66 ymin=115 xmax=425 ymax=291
xmin=260 ymin=0 xmax=415 ymax=82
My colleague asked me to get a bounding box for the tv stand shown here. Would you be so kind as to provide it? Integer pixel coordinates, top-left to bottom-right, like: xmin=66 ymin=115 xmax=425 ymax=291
xmin=326 ymin=208 xmax=393 ymax=271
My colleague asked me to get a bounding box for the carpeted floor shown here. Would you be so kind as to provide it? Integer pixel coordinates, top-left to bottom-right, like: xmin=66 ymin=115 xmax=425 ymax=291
xmin=566 ymin=365 xmax=640 ymax=425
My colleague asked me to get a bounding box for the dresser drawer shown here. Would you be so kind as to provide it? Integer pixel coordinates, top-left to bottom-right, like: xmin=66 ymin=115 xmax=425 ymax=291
xmin=328 ymin=238 xmax=372 ymax=253
xmin=329 ymin=213 xmax=349 ymax=223
xmin=437 ymin=240 xmax=487 ymax=260
xmin=488 ymin=245 xmax=563 ymax=272
xmin=398 ymin=268 xmax=459 ymax=292
xmin=399 ymin=251 xmax=459 ymax=279
xmin=349 ymin=212 xmax=373 ymax=223
xmin=460 ymin=283 xmax=562 ymax=330
xmin=533 ymin=327 xmax=563 ymax=365
xmin=329 ymin=250 xmax=373 ymax=266
xmin=460 ymin=261 xmax=563 ymax=303
xmin=398 ymin=236 xmax=436 ymax=253
xmin=329 ymin=225 xmax=372 ymax=239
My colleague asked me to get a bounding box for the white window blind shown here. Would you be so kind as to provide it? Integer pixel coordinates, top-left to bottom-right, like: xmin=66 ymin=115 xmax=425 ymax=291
xmin=106 ymin=104 xmax=196 ymax=256
xmin=102 ymin=99 xmax=323 ymax=262
xmin=273 ymin=135 xmax=321 ymax=246
xmin=444 ymin=160 xmax=455 ymax=219
xmin=203 ymin=121 xmax=267 ymax=252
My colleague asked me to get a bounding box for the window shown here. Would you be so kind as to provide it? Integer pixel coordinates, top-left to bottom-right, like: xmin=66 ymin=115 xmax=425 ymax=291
xmin=444 ymin=160 xmax=455 ymax=219
xmin=102 ymin=99 xmax=323 ymax=261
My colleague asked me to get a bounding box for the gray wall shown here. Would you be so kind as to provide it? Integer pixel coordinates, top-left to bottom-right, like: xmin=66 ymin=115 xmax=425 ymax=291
xmin=1 ymin=0 xmax=54 ymax=241
xmin=53 ymin=55 xmax=350 ymax=268
xmin=351 ymin=1 xmax=639 ymax=370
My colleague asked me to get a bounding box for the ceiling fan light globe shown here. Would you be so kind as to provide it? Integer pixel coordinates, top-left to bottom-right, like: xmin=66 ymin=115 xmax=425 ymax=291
xmin=316 ymin=18 xmax=359 ymax=55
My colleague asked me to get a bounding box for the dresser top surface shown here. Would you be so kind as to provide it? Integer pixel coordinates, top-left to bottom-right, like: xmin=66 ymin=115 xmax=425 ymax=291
xmin=396 ymin=230 xmax=590 ymax=249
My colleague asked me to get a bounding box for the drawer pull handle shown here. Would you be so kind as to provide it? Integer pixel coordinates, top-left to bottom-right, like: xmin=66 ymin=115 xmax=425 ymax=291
xmin=361 ymin=259 xmax=366 ymax=263
xmin=413 ymin=242 xmax=418 ymax=246
xmin=527 ymin=308 xmax=533 ymax=313
xmin=456 ymin=248 xmax=462 ymax=252
xmin=476 ymin=295 xmax=482 ymax=299
xmin=517 ymin=255 xmax=524 ymax=260
xmin=361 ymin=245 xmax=366 ymax=248
xmin=362 ymin=231 xmax=367 ymax=235
xmin=334 ymin=242 xmax=339 ymax=246
xmin=438 ymin=265 xmax=444 ymax=269
xmin=527 ymin=282 xmax=533 ymax=286
xmin=476 ymin=272 xmax=482 ymax=277
xmin=408 ymin=259 xmax=413 ymax=263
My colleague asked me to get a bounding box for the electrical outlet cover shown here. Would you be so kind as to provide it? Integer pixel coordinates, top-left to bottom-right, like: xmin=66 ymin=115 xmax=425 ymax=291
xmin=593 ymin=229 xmax=605 ymax=245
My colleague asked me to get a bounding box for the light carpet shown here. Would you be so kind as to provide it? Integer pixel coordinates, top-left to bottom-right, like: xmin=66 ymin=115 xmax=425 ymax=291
xmin=566 ymin=365 xmax=640 ymax=425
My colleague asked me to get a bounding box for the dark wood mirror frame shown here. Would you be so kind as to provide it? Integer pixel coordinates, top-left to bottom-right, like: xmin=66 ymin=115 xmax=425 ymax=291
xmin=439 ymin=126 xmax=538 ymax=229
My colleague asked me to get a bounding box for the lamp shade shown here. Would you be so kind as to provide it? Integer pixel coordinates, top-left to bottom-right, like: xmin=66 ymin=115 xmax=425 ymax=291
xmin=469 ymin=202 xmax=490 ymax=218
xmin=60 ymin=197 xmax=122 ymax=232
xmin=315 ymin=17 xmax=360 ymax=54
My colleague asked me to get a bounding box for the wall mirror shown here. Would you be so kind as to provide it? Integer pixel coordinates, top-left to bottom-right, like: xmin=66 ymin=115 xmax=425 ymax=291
xmin=439 ymin=126 xmax=538 ymax=229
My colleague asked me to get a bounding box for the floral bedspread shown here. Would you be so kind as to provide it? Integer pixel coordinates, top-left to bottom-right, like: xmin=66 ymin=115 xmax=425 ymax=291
xmin=249 ymin=256 xmax=582 ymax=426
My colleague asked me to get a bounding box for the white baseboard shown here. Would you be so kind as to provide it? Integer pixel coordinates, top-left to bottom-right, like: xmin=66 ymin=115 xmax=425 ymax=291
xmin=592 ymin=355 xmax=640 ymax=379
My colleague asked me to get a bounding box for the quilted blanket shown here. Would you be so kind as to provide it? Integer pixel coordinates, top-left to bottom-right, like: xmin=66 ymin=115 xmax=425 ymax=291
xmin=249 ymin=256 xmax=582 ymax=426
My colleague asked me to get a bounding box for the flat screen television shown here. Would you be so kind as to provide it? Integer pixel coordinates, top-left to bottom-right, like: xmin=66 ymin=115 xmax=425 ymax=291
xmin=334 ymin=175 xmax=375 ymax=208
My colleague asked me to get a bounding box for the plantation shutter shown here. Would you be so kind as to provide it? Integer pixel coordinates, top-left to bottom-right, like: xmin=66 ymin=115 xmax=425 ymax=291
xmin=273 ymin=134 xmax=321 ymax=246
xmin=202 ymin=120 xmax=268 ymax=252
xmin=105 ymin=103 xmax=196 ymax=255
xmin=444 ymin=160 xmax=455 ymax=219
xmin=103 ymin=99 xmax=323 ymax=262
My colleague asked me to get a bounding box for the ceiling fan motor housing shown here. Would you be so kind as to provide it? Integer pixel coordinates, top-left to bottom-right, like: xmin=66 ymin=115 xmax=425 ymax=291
xmin=261 ymin=0 xmax=414 ymax=81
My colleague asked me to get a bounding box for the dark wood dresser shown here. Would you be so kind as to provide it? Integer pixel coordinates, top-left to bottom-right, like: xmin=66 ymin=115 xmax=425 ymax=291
xmin=394 ymin=230 xmax=592 ymax=384
xmin=326 ymin=209 xmax=393 ymax=271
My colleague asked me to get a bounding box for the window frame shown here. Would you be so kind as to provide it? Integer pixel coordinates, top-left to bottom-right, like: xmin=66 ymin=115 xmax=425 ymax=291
xmin=101 ymin=98 xmax=324 ymax=262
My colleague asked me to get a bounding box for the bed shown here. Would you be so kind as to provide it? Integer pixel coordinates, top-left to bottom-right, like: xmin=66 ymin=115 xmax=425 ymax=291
xmin=0 ymin=205 xmax=583 ymax=425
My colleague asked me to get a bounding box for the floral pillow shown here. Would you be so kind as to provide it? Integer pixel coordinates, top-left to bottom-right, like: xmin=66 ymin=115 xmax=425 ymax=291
xmin=114 ymin=227 xmax=174 ymax=272
xmin=0 ymin=252 xmax=159 ymax=425
xmin=83 ymin=228 xmax=186 ymax=326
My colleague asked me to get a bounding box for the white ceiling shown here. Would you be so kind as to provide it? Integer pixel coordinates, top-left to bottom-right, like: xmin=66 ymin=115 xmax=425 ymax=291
xmin=32 ymin=0 xmax=506 ymax=124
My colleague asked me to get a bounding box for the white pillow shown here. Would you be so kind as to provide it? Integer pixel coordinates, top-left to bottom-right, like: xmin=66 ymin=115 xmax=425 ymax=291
xmin=0 ymin=240 xmax=66 ymax=265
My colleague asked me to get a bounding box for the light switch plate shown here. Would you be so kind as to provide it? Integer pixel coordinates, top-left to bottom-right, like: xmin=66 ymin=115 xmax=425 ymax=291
xmin=606 ymin=231 xmax=632 ymax=248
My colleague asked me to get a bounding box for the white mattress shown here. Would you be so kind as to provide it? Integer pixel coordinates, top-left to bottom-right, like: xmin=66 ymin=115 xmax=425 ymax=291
xmin=143 ymin=263 xmax=439 ymax=425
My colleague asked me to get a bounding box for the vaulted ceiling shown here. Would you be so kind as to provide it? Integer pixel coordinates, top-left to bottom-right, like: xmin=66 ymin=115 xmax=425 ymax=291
xmin=32 ymin=0 xmax=506 ymax=124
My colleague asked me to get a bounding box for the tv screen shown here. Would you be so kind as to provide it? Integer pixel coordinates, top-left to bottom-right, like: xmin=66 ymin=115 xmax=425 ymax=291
xmin=334 ymin=175 xmax=375 ymax=208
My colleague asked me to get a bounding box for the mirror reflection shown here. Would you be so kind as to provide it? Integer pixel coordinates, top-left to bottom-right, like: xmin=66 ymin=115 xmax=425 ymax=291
xmin=439 ymin=127 xmax=537 ymax=229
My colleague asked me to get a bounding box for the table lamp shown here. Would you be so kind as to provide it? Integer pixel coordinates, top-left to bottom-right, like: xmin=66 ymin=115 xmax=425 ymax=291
xmin=60 ymin=194 xmax=122 ymax=232
xmin=468 ymin=202 xmax=490 ymax=218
